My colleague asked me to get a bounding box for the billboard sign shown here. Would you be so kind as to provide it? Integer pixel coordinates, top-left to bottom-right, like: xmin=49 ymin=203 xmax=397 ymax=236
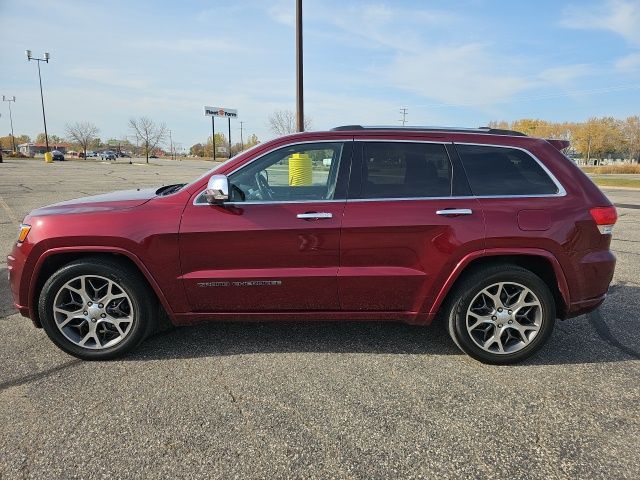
xmin=204 ymin=106 xmax=238 ymax=118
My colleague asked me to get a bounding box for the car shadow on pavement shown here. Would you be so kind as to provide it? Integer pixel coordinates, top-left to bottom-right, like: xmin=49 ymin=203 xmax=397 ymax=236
xmin=132 ymin=320 xmax=465 ymax=360
xmin=2 ymin=266 xmax=637 ymax=366
xmin=127 ymin=284 xmax=640 ymax=366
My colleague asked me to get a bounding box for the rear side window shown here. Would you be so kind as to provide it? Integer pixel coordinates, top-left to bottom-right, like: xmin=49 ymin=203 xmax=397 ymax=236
xmin=456 ymin=144 xmax=559 ymax=196
xmin=358 ymin=142 xmax=452 ymax=199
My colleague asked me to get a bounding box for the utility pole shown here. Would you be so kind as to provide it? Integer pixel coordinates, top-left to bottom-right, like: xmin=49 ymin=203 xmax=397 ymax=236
xmin=26 ymin=50 xmax=51 ymax=153
xmin=169 ymin=129 xmax=174 ymax=161
xmin=399 ymin=107 xmax=408 ymax=126
xmin=239 ymin=121 xmax=245 ymax=151
xmin=2 ymin=96 xmax=16 ymax=152
xmin=295 ymin=0 xmax=304 ymax=132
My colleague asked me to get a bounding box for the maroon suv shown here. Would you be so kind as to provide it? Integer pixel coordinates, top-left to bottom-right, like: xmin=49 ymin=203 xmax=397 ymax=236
xmin=7 ymin=126 xmax=617 ymax=363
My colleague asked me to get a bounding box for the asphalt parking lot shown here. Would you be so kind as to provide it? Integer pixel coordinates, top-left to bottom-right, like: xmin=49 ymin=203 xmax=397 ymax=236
xmin=1 ymin=157 xmax=639 ymax=479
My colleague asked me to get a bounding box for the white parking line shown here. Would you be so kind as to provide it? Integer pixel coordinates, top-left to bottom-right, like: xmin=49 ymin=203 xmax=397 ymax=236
xmin=0 ymin=195 xmax=18 ymax=224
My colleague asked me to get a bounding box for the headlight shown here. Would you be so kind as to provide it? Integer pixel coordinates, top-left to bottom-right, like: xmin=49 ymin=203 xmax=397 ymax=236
xmin=17 ymin=224 xmax=31 ymax=243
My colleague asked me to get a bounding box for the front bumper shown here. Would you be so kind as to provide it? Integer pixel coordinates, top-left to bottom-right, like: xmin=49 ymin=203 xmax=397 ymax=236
xmin=7 ymin=246 xmax=31 ymax=320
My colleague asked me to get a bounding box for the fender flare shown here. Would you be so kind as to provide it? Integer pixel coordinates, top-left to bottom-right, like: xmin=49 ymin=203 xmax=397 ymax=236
xmin=424 ymin=247 xmax=570 ymax=323
xmin=28 ymin=246 xmax=175 ymax=323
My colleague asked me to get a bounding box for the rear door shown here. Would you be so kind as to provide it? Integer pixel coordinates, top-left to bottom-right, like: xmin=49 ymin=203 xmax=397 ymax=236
xmin=338 ymin=140 xmax=485 ymax=313
xmin=179 ymin=141 xmax=353 ymax=312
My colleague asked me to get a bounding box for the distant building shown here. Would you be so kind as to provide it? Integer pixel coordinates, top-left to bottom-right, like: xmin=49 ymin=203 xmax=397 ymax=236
xmin=18 ymin=143 xmax=71 ymax=157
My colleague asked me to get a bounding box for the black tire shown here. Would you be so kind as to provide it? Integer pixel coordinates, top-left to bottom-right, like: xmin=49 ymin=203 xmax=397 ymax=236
xmin=447 ymin=264 xmax=556 ymax=365
xmin=38 ymin=257 xmax=155 ymax=360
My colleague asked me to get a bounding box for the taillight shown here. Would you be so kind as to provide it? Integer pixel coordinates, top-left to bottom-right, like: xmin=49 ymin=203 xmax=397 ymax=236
xmin=589 ymin=206 xmax=617 ymax=234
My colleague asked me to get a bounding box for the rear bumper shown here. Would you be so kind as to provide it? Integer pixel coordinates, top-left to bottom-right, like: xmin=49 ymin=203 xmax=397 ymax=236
xmin=565 ymin=249 xmax=615 ymax=318
xmin=565 ymin=293 xmax=607 ymax=319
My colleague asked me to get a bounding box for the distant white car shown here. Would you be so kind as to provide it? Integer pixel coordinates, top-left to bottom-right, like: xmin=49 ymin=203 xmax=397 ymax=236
xmin=322 ymin=158 xmax=332 ymax=166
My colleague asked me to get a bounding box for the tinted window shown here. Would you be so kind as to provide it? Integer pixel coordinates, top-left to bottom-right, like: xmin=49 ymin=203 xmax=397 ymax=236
xmin=358 ymin=142 xmax=452 ymax=199
xmin=456 ymin=145 xmax=559 ymax=196
xmin=228 ymin=142 xmax=344 ymax=202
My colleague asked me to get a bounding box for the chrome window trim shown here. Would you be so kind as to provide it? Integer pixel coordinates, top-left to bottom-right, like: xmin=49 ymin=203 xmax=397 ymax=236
xmin=193 ymin=138 xmax=566 ymax=206
xmin=208 ymin=199 xmax=346 ymax=206
xmin=193 ymin=139 xmax=349 ymax=206
xmin=454 ymin=142 xmax=567 ymax=198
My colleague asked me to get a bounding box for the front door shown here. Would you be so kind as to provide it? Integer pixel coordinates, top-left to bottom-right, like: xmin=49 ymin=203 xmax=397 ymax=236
xmin=338 ymin=140 xmax=485 ymax=313
xmin=179 ymin=141 xmax=352 ymax=312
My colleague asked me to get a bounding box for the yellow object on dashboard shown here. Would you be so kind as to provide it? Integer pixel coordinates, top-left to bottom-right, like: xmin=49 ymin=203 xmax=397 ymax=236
xmin=288 ymin=152 xmax=312 ymax=186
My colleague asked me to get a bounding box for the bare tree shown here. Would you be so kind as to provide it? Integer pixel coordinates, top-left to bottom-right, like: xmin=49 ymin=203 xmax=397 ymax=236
xmin=128 ymin=117 xmax=167 ymax=163
xmin=66 ymin=122 xmax=100 ymax=160
xmin=268 ymin=110 xmax=312 ymax=136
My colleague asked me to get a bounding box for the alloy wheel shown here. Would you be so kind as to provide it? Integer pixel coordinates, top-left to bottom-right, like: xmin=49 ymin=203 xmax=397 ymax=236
xmin=465 ymin=282 xmax=543 ymax=354
xmin=52 ymin=275 xmax=135 ymax=350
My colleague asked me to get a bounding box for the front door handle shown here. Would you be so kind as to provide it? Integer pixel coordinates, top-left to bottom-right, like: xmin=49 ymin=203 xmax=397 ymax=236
xmin=297 ymin=212 xmax=333 ymax=220
xmin=436 ymin=208 xmax=473 ymax=216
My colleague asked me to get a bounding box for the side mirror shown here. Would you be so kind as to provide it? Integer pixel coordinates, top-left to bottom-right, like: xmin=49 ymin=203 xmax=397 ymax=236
xmin=204 ymin=174 xmax=230 ymax=204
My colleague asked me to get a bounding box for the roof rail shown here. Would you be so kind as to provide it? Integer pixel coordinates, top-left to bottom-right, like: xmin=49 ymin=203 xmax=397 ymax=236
xmin=330 ymin=125 xmax=527 ymax=136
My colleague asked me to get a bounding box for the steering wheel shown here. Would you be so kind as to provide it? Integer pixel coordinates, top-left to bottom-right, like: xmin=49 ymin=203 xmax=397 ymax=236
xmin=255 ymin=172 xmax=273 ymax=200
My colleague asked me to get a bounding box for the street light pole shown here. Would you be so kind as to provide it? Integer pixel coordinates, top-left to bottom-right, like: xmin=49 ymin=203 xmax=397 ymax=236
xmin=2 ymin=96 xmax=16 ymax=152
xmin=26 ymin=50 xmax=51 ymax=153
xmin=295 ymin=0 xmax=304 ymax=132
xmin=239 ymin=121 xmax=245 ymax=151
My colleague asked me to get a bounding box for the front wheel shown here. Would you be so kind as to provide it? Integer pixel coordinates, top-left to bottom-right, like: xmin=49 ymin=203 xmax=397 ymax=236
xmin=447 ymin=265 xmax=556 ymax=364
xmin=38 ymin=258 xmax=155 ymax=360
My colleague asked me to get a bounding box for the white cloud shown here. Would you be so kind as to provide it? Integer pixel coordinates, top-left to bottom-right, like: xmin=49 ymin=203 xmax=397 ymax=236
xmin=324 ymin=4 xmax=456 ymax=53
xmin=538 ymin=64 xmax=594 ymax=84
xmin=267 ymin=3 xmax=295 ymax=27
xmin=360 ymin=4 xmax=395 ymax=24
xmin=133 ymin=38 xmax=241 ymax=53
xmin=615 ymin=52 xmax=640 ymax=71
xmin=561 ymin=0 xmax=640 ymax=45
xmin=66 ymin=68 xmax=150 ymax=89
xmin=386 ymin=43 xmax=534 ymax=107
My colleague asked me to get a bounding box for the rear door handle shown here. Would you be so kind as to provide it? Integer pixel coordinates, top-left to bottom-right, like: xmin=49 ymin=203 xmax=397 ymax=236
xmin=296 ymin=212 xmax=333 ymax=220
xmin=436 ymin=208 xmax=473 ymax=216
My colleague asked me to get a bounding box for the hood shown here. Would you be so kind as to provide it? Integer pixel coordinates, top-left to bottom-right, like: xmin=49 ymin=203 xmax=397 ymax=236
xmin=29 ymin=187 xmax=158 ymax=216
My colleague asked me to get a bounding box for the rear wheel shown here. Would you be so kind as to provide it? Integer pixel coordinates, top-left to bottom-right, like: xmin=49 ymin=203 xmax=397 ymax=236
xmin=38 ymin=258 xmax=154 ymax=360
xmin=447 ymin=265 xmax=555 ymax=364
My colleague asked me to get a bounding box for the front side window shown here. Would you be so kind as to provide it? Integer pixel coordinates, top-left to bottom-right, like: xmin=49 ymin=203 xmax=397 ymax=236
xmin=456 ymin=144 xmax=559 ymax=196
xmin=357 ymin=142 xmax=452 ymax=199
xmin=228 ymin=142 xmax=344 ymax=202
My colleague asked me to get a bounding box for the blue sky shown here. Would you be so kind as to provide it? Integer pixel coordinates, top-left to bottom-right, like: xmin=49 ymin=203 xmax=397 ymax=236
xmin=0 ymin=0 xmax=639 ymax=149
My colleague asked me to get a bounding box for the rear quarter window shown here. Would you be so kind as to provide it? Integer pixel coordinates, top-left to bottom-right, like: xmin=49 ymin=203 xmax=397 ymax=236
xmin=456 ymin=144 xmax=559 ymax=196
